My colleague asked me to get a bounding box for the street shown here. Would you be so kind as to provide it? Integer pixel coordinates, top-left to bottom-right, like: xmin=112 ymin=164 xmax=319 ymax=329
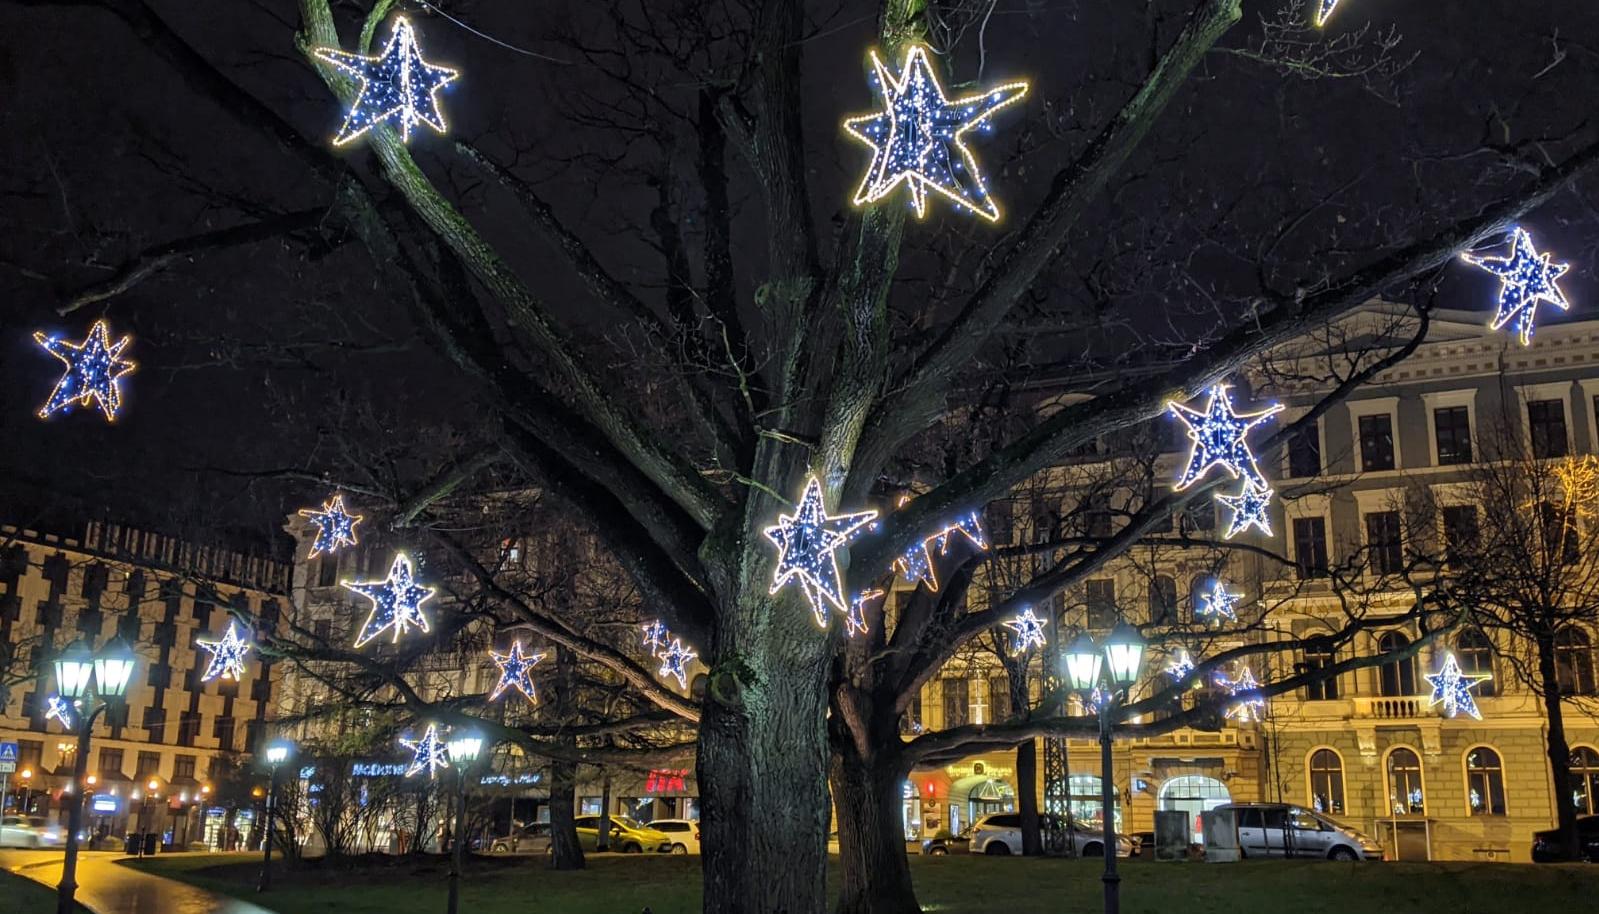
xmin=0 ymin=849 xmax=276 ymax=914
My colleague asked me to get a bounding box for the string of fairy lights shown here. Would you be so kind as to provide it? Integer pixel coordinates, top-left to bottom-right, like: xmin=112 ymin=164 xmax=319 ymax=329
xmin=22 ymin=0 xmax=1557 ymax=760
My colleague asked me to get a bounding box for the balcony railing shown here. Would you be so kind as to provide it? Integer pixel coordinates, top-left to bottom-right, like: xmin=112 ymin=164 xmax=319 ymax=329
xmin=1353 ymin=696 xmax=1426 ymax=719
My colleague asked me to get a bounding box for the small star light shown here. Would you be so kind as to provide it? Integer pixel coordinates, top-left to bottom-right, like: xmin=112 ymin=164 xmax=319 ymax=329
xmin=344 ymin=552 xmax=437 ymax=648
xmin=656 ymin=638 xmax=697 ymax=690
xmin=1461 ymin=227 xmax=1571 ymax=346
xmin=33 ymin=320 xmax=136 ymax=422
xmin=313 ymin=16 xmax=459 ymax=146
xmin=764 ymin=475 xmax=879 ymax=628
xmin=488 ymin=641 xmax=545 ymax=704
xmin=641 ymin=619 xmax=670 ymax=653
xmin=1169 ymin=385 xmax=1283 ymax=493
xmin=298 ymin=494 xmax=363 ymax=558
xmin=1217 ymin=480 xmax=1275 ymax=539
xmin=930 ymin=512 xmax=990 ymax=554
xmin=895 ymin=538 xmax=939 ymax=590
xmin=1217 ymin=666 xmax=1266 ymax=723
xmin=1425 ymin=652 xmax=1492 ymax=720
xmin=1004 ymin=608 xmax=1048 ymax=652
xmin=399 ymin=724 xmax=450 ymax=778
xmin=1166 ymin=649 xmax=1196 ymax=682
xmin=1314 ymin=0 xmax=1343 ymax=27
xmin=196 ymin=622 xmax=253 ymax=682
xmin=846 ymin=590 xmax=883 ymax=638
xmin=842 ymin=45 xmax=1029 ymax=222
xmin=1196 ymin=579 xmax=1242 ymax=624
xmin=45 ymin=694 xmax=76 ymax=729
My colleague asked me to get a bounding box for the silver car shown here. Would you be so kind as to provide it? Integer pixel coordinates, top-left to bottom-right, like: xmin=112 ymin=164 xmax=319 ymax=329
xmin=970 ymin=813 xmax=1136 ymax=857
xmin=1220 ymin=803 xmax=1382 ymax=860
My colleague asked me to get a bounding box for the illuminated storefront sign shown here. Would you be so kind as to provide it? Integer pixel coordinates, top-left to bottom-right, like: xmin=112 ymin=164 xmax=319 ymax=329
xmin=479 ymin=773 xmax=541 ymax=787
xmin=645 ymin=769 xmax=689 ymax=793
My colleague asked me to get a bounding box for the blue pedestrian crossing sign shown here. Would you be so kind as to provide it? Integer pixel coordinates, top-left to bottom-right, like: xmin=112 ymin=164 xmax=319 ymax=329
xmin=0 ymin=741 xmax=16 ymax=773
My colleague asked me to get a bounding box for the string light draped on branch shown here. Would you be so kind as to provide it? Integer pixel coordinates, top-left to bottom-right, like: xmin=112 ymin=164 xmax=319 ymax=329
xmin=846 ymin=590 xmax=882 ymax=638
xmin=764 ymin=475 xmax=878 ymax=629
xmin=1425 ymin=653 xmax=1491 ymax=720
xmin=196 ymin=623 xmax=252 ymax=682
xmin=1004 ymin=608 xmax=1048 ymax=652
xmin=488 ymin=641 xmax=545 ymax=704
xmin=33 ymin=320 xmax=136 ymax=422
xmin=344 ymin=553 xmax=437 ymax=648
xmin=893 ymin=504 xmax=990 ymax=591
xmin=842 ymin=44 xmax=1029 ymax=222
xmin=298 ymin=494 xmax=363 ymax=558
xmin=313 ymin=16 xmax=459 ymax=146
xmin=1460 ymin=227 xmax=1571 ymax=346
xmin=400 ymin=724 xmax=450 ymax=778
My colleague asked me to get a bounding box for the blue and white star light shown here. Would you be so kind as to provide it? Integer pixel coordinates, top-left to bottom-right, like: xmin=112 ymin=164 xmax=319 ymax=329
xmin=1314 ymin=0 xmax=1343 ymax=27
xmin=33 ymin=320 xmax=136 ymax=422
xmin=842 ymin=45 xmax=1029 ymax=221
xmin=1217 ymin=666 xmax=1266 ymax=723
xmin=846 ymin=590 xmax=883 ymax=638
xmin=1169 ymin=385 xmax=1282 ymax=491
xmin=400 ymin=724 xmax=450 ymax=778
xmin=1425 ymin=652 xmax=1491 ymax=720
xmin=196 ymin=622 xmax=252 ymax=682
xmin=764 ymin=475 xmax=878 ymax=627
xmin=1004 ymin=608 xmax=1048 ymax=652
xmin=1217 ymin=480 xmax=1274 ymax=538
xmin=488 ymin=641 xmax=545 ymax=704
xmin=313 ymin=16 xmax=459 ymax=146
xmin=641 ymin=619 xmax=670 ymax=653
xmin=299 ymin=494 xmax=363 ymax=558
xmin=1165 ymin=649 xmax=1196 ymax=682
xmin=45 ymin=694 xmax=75 ymax=729
xmin=656 ymin=639 xmax=697 ymax=690
xmin=894 ymin=503 xmax=990 ymax=592
xmin=1461 ymin=227 xmax=1571 ymax=346
xmin=345 ymin=553 xmax=436 ymax=648
xmin=1196 ymin=579 xmax=1242 ymax=624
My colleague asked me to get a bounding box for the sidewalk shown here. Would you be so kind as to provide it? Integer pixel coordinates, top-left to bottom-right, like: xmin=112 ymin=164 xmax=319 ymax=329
xmin=0 ymin=849 xmax=277 ymax=914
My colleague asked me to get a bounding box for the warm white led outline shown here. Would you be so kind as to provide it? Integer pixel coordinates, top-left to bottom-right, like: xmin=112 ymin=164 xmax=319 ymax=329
xmin=313 ymin=16 xmax=459 ymax=146
xmin=33 ymin=319 xmax=136 ymax=423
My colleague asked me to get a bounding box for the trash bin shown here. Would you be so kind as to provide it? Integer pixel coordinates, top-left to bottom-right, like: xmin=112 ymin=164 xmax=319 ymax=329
xmin=124 ymin=833 xmax=140 ymax=856
xmin=143 ymin=833 xmax=159 ymax=855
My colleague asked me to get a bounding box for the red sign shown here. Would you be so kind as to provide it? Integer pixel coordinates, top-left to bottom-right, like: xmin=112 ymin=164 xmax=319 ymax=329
xmin=645 ymin=769 xmax=689 ymax=793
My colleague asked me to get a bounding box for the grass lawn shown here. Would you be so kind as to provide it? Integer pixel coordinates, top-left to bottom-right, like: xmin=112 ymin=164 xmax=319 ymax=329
xmin=128 ymin=851 xmax=1599 ymax=914
xmin=2 ymin=869 xmax=81 ymax=914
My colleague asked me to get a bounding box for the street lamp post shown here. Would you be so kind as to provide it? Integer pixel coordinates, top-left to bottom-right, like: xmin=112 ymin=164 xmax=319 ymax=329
xmin=444 ymin=732 xmax=483 ymax=914
xmin=51 ymin=638 xmax=136 ymax=914
xmin=1064 ymin=623 xmax=1146 ymax=914
xmin=258 ymin=739 xmax=294 ymax=893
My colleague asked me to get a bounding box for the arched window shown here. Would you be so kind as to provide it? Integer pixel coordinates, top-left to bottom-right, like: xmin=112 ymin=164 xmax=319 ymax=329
xmin=1386 ymin=747 xmax=1424 ymax=815
xmin=1456 ymin=629 xmax=1496 ymax=697
xmin=1572 ymin=746 xmax=1599 ymax=815
xmin=1556 ymin=628 xmax=1596 ymax=695
xmin=1148 ymin=575 xmax=1178 ymax=627
xmin=1378 ymin=631 xmax=1416 ymax=697
xmin=1308 ymin=748 xmax=1345 ymax=815
xmin=1465 ymin=747 xmax=1506 ymax=816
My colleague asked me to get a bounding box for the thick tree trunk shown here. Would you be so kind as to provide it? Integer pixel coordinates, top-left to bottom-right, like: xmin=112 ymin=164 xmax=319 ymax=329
xmin=548 ymin=760 xmax=585 ymax=870
xmin=697 ymin=627 xmax=832 ymax=914
xmin=1536 ymin=634 xmax=1581 ymax=859
xmin=1017 ymin=740 xmax=1042 ymax=856
xmin=829 ymin=740 xmax=920 ymax=914
xmin=596 ymin=772 xmax=612 ymax=852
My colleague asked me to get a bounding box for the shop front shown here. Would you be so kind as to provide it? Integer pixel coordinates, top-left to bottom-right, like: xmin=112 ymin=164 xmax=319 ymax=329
xmin=906 ymin=757 xmax=1019 ymax=839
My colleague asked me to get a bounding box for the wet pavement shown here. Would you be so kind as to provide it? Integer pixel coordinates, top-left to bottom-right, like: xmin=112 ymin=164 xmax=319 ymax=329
xmin=0 ymin=849 xmax=277 ymax=914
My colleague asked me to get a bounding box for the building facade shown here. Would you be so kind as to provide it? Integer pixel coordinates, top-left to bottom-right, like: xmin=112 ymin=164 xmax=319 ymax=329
xmin=0 ymin=519 xmax=290 ymax=848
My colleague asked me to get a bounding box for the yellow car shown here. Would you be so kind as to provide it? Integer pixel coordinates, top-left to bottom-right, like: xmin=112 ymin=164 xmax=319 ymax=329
xmin=572 ymin=815 xmax=673 ymax=853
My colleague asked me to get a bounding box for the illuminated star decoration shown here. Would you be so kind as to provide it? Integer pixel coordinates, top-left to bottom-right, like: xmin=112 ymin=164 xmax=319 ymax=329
xmin=764 ymin=475 xmax=879 ymax=628
xmin=488 ymin=641 xmax=545 ymax=704
xmin=656 ymin=638 xmax=697 ymax=690
xmin=344 ymin=552 xmax=436 ymax=648
xmin=1217 ymin=480 xmax=1275 ymax=539
xmin=196 ymin=622 xmax=253 ymax=682
xmin=1425 ymin=652 xmax=1491 ymax=720
xmin=313 ymin=16 xmax=459 ymax=146
xmin=33 ymin=320 xmax=136 ymax=422
xmin=45 ymin=694 xmax=76 ymax=729
xmin=930 ymin=512 xmax=989 ymax=554
xmin=893 ymin=504 xmax=991 ymax=592
xmin=1004 ymin=608 xmax=1048 ymax=652
xmin=842 ymin=44 xmax=1029 ymax=221
xmin=1314 ymin=0 xmax=1342 ymax=27
xmin=641 ymin=619 xmax=670 ymax=653
xmin=847 ymin=590 xmax=883 ymax=638
xmin=1461 ymin=227 xmax=1570 ymax=346
xmin=399 ymin=724 xmax=450 ymax=778
xmin=1196 ymin=579 xmax=1242 ymax=624
xmin=1217 ymin=666 xmax=1266 ymax=722
xmin=1169 ymin=385 xmax=1283 ymax=491
xmin=1166 ymin=649 xmax=1196 ymax=682
xmin=895 ymin=537 xmax=939 ymax=590
xmin=298 ymin=494 xmax=363 ymax=558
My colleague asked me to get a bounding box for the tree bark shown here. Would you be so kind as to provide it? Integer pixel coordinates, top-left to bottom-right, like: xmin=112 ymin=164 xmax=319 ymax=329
xmin=1017 ymin=740 xmax=1042 ymax=856
xmin=596 ymin=772 xmax=612 ymax=852
xmin=1536 ymin=633 xmax=1581 ymax=860
xmin=548 ymin=759 xmax=585 ymax=870
xmin=828 ymin=738 xmax=920 ymax=914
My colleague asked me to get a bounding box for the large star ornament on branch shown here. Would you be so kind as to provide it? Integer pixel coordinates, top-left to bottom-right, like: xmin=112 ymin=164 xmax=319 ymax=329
xmin=299 ymin=494 xmax=363 ymax=558
xmin=1461 ymin=227 xmax=1571 ymax=346
xmin=314 ymin=16 xmax=459 ymax=146
xmin=843 ymin=45 xmax=1029 ymax=221
xmin=1196 ymin=579 xmax=1243 ymax=624
xmin=196 ymin=622 xmax=253 ymax=682
xmin=400 ymin=724 xmax=450 ymax=778
xmin=764 ymin=475 xmax=879 ymax=628
xmin=1217 ymin=480 xmax=1275 ymax=538
xmin=1003 ymin=608 xmax=1048 ymax=652
xmin=488 ymin=641 xmax=545 ymax=704
xmin=33 ymin=320 xmax=136 ymax=422
xmin=345 ymin=552 xmax=436 ymax=648
xmin=1169 ymin=385 xmax=1283 ymax=491
xmin=657 ymin=638 xmax=697 ymax=690
xmin=1425 ymin=652 xmax=1491 ymax=720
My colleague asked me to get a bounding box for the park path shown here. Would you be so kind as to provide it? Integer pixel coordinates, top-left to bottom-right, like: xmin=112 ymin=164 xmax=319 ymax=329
xmin=0 ymin=849 xmax=277 ymax=914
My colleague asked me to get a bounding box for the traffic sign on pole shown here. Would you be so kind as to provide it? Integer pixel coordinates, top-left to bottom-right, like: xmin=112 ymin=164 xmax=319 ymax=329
xmin=0 ymin=741 xmax=18 ymax=774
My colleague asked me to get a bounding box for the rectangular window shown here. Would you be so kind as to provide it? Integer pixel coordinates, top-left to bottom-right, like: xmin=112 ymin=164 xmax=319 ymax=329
xmin=316 ymin=554 xmax=339 ymax=588
xmin=989 ymin=677 xmax=1012 ymax=722
xmin=1085 ymin=579 xmax=1117 ymax=629
xmin=143 ymin=707 xmax=166 ymax=743
xmin=1433 ymin=406 xmax=1473 ymax=465
xmin=1358 ymin=414 xmax=1396 ymax=471
xmin=1286 ymin=422 xmax=1322 ymax=478
xmin=1148 ymin=577 xmax=1178 ymax=627
xmin=177 ymin=711 xmax=201 ymax=747
xmin=942 ymin=679 xmax=969 ymax=728
xmin=136 ymin=751 xmax=161 ymax=778
xmin=1541 ymin=503 xmax=1580 ymax=566
xmin=968 ymin=679 xmax=990 ymax=725
xmin=172 ymin=755 xmax=196 ymax=781
xmin=1292 ymin=517 xmax=1329 ymax=579
xmin=1442 ymin=505 xmax=1479 ymax=568
xmin=1181 ymin=500 xmax=1215 ymax=534
xmin=1365 ymin=511 xmax=1403 ymax=575
xmin=1301 ymin=646 xmax=1340 ymax=701
xmin=97 ymin=748 xmax=124 ymax=777
xmin=312 ymin=619 xmax=332 ymax=642
xmin=214 ymin=716 xmax=234 ymax=751
xmin=1528 ymin=399 xmax=1569 ymax=459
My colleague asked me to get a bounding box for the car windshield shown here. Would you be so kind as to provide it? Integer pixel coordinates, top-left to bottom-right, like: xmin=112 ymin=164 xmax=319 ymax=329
xmin=613 ymin=817 xmax=642 ymax=830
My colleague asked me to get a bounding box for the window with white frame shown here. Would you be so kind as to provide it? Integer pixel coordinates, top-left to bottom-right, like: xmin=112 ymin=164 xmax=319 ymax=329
xmin=1422 ymin=390 xmax=1477 ymax=468
xmin=1519 ymin=383 xmax=1573 ymax=460
xmin=1349 ymin=398 xmax=1401 ymax=472
xmin=1465 ymin=747 xmax=1506 ymax=816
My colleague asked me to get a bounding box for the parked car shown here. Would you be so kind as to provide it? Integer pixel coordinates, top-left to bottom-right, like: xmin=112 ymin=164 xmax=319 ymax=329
xmin=645 ymin=818 xmax=701 ymax=854
xmin=0 ymin=816 xmax=44 ymax=848
xmin=969 ymin=813 xmax=1135 ymax=858
xmin=487 ymin=822 xmax=553 ymax=855
xmin=1214 ymin=803 xmax=1382 ymax=861
xmin=1531 ymin=815 xmax=1599 ymax=862
xmin=572 ymin=815 xmax=673 ymax=853
xmin=920 ymin=827 xmax=972 ymax=855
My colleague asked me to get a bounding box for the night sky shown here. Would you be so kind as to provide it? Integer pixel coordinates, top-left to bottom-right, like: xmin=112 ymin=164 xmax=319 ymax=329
xmin=1 ymin=0 xmax=1596 ymax=551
